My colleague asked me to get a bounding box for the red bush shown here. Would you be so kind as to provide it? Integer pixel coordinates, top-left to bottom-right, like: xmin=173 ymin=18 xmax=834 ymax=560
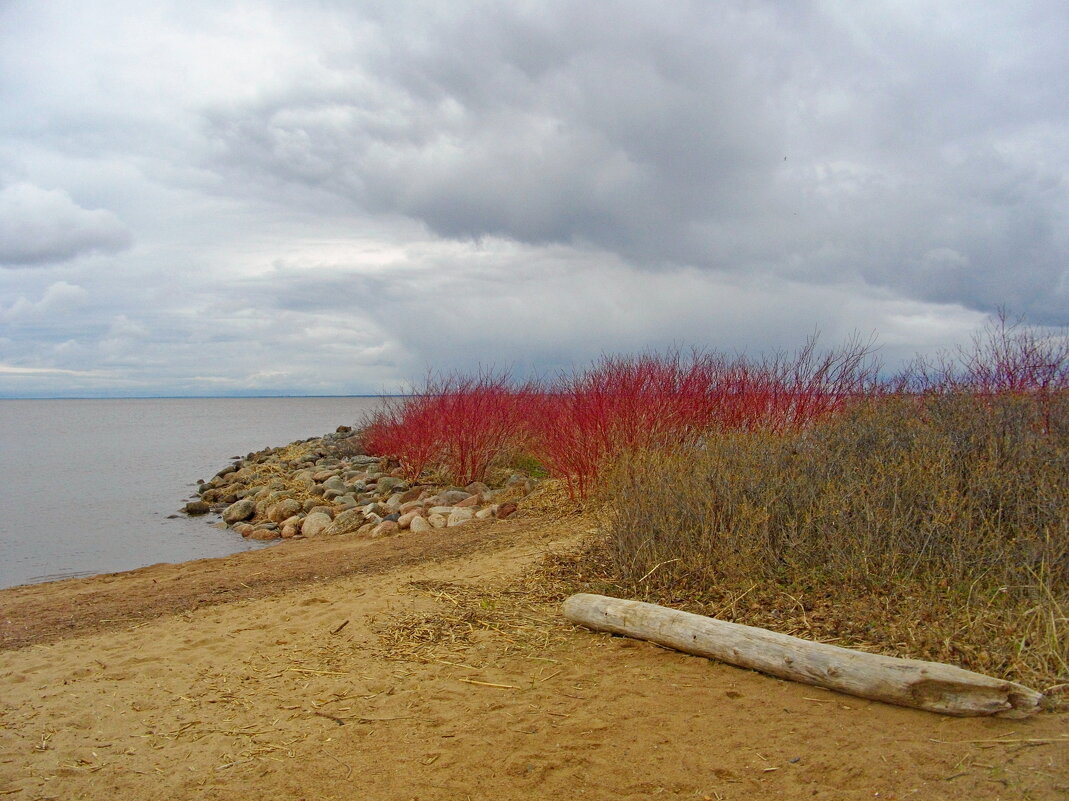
xmin=363 ymin=371 xmax=531 ymax=485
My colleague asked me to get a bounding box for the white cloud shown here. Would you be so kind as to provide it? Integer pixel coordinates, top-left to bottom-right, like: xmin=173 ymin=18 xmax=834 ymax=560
xmin=0 ymin=280 xmax=89 ymax=322
xmin=0 ymin=184 xmax=131 ymax=266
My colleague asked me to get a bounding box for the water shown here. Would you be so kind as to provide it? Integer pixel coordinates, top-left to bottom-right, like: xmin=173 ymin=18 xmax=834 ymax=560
xmin=0 ymin=397 xmax=382 ymax=589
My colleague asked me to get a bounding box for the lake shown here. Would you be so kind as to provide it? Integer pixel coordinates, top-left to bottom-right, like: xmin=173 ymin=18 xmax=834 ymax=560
xmin=0 ymin=397 xmax=382 ymax=589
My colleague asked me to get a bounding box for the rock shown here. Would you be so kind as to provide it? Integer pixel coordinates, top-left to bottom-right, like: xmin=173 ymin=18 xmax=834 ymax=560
xmin=248 ymin=527 xmax=278 ymax=541
xmin=397 ymin=486 xmax=425 ymax=504
xmin=268 ymin=498 xmax=302 ymax=523
xmin=383 ymin=512 xmax=400 ymax=522
xmin=375 ymin=476 xmax=406 ymax=495
xmin=384 ymin=493 xmax=404 ymax=513
xmin=428 ymin=513 xmax=447 ymax=528
xmin=233 ymin=522 xmax=255 ymax=537
xmin=497 ymin=501 xmax=518 ymax=519
xmin=322 ymin=475 xmax=347 ymax=494
xmin=475 ymin=505 xmax=498 ymax=520
xmin=465 ymin=481 xmax=491 ymax=495
xmin=447 ymin=507 xmax=475 ymax=526
xmin=438 ymin=490 xmax=472 ymax=505
xmin=399 ymin=500 xmax=425 ymax=514
xmin=370 ymin=520 xmax=399 ymax=538
xmin=456 ymin=494 xmax=481 ymax=508
xmin=302 ymin=498 xmax=321 ymax=513
xmin=336 ymin=425 xmax=352 ymax=433
xmin=183 ymin=500 xmax=211 ymax=515
xmin=323 ymin=508 xmax=367 ymax=536
xmin=334 ymin=494 xmax=358 ymax=510
xmin=301 ymin=512 xmax=333 ymax=537
xmin=409 ymin=515 xmax=432 ymax=533
xmin=428 ymin=505 xmax=456 ymax=517
xmin=215 ymin=463 xmax=239 ymax=479
xmin=355 ymin=522 xmax=376 ymax=536
xmin=222 ymin=498 xmax=256 ymax=524
xmin=397 ymin=510 xmax=420 ymax=529
xmin=323 ymin=488 xmax=343 ymax=501
xmin=280 ymin=521 xmax=300 ymax=538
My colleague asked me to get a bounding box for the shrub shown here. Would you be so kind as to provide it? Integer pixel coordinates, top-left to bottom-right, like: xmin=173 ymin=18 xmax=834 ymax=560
xmin=362 ymin=371 xmax=531 ymax=485
xmin=597 ymin=392 xmax=1069 ymax=689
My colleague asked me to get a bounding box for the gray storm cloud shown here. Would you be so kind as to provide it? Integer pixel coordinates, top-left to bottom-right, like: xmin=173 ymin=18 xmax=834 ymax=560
xmin=0 ymin=183 xmax=132 ymax=267
xmin=0 ymin=0 xmax=1066 ymax=396
xmin=202 ymin=2 xmax=1069 ymax=323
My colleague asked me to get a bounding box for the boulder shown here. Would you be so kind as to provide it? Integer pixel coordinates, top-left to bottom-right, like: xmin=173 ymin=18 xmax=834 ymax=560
xmin=268 ymin=498 xmax=302 ymax=523
xmin=322 ymin=475 xmax=347 ymax=494
xmin=465 ymin=481 xmax=491 ymax=495
xmin=375 ymin=476 xmax=406 ymax=495
xmin=447 ymin=507 xmax=475 ymax=526
xmin=323 ymin=508 xmax=367 ymax=536
xmin=497 ymin=501 xmax=518 ymax=519
xmin=300 ymin=512 xmax=333 ymax=537
xmin=456 ymin=494 xmax=481 ymax=508
xmin=370 ymin=520 xmax=399 ymax=538
xmin=438 ymin=490 xmax=472 ymax=505
xmin=475 ymin=505 xmax=498 ymax=520
xmin=183 ymin=500 xmax=211 ymax=515
xmin=397 ymin=510 xmax=420 ymax=529
xmin=222 ymin=498 xmax=256 ymax=524
xmin=409 ymin=515 xmax=432 ymax=533
xmin=428 ymin=513 xmax=447 ymax=528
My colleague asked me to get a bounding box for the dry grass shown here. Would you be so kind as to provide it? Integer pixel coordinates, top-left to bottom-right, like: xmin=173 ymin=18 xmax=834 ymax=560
xmin=569 ymin=393 xmax=1069 ymax=704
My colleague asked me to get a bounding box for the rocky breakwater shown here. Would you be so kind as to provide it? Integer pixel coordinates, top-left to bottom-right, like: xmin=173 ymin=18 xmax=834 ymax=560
xmin=184 ymin=428 xmax=538 ymax=542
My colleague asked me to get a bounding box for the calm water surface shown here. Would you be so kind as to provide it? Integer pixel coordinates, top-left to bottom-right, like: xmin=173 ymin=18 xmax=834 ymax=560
xmin=0 ymin=397 xmax=381 ymax=589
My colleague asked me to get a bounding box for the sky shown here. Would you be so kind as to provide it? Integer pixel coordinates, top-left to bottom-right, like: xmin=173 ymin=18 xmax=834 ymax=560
xmin=1 ymin=1 xmax=1067 ymax=397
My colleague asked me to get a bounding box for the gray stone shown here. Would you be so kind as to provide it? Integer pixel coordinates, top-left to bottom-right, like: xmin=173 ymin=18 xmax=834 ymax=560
xmin=438 ymin=490 xmax=472 ymax=505
xmin=409 ymin=515 xmax=432 ymax=533
xmin=323 ymin=508 xmax=367 ymax=536
xmin=267 ymin=498 xmax=302 ymax=523
xmin=222 ymin=498 xmax=256 ymax=524
xmin=322 ymin=475 xmax=347 ymax=494
xmin=428 ymin=513 xmax=447 ymax=529
xmin=447 ymin=507 xmax=475 ymax=526
xmin=301 ymin=512 xmax=333 ymax=537
xmin=375 ymin=476 xmax=406 ymax=495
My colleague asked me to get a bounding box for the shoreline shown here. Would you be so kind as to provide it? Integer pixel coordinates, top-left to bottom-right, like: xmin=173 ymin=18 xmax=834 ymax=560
xmin=0 ymin=516 xmax=536 ymax=652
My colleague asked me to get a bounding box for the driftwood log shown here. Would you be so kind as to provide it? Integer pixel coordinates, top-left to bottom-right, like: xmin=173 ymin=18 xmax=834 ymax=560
xmin=562 ymin=593 xmax=1043 ymax=718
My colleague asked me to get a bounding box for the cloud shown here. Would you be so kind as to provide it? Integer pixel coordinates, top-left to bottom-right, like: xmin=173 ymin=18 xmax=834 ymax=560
xmin=199 ymin=2 xmax=1069 ymax=324
xmin=0 ymin=280 xmax=89 ymax=323
xmin=0 ymin=183 xmax=132 ymax=267
xmin=0 ymin=1 xmax=1066 ymax=397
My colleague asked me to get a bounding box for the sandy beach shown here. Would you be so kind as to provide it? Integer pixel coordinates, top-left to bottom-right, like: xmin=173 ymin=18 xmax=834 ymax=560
xmin=2 ymin=514 xmax=1066 ymax=800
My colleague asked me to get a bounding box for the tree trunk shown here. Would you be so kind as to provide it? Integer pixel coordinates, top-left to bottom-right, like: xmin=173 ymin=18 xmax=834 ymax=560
xmin=562 ymin=593 xmax=1043 ymax=718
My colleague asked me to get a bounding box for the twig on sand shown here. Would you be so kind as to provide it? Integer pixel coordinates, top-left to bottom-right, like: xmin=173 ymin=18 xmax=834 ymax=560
xmin=330 ymin=620 xmax=350 ymax=635
xmin=457 ymin=678 xmax=518 ymax=689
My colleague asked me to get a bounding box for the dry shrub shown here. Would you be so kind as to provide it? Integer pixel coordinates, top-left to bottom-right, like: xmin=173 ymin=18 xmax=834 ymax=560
xmin=597 ymin=392 xmax=1069 ymax=693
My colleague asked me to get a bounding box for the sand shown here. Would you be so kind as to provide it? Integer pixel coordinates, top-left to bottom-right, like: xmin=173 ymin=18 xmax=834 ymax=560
xmin=1 ymin=515 xmax=1066 ymax=800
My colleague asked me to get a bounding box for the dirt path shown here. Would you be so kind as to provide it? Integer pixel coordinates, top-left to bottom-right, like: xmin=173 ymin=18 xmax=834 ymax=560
xmin=1 ymin=516 xmax=1066 ymax=800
